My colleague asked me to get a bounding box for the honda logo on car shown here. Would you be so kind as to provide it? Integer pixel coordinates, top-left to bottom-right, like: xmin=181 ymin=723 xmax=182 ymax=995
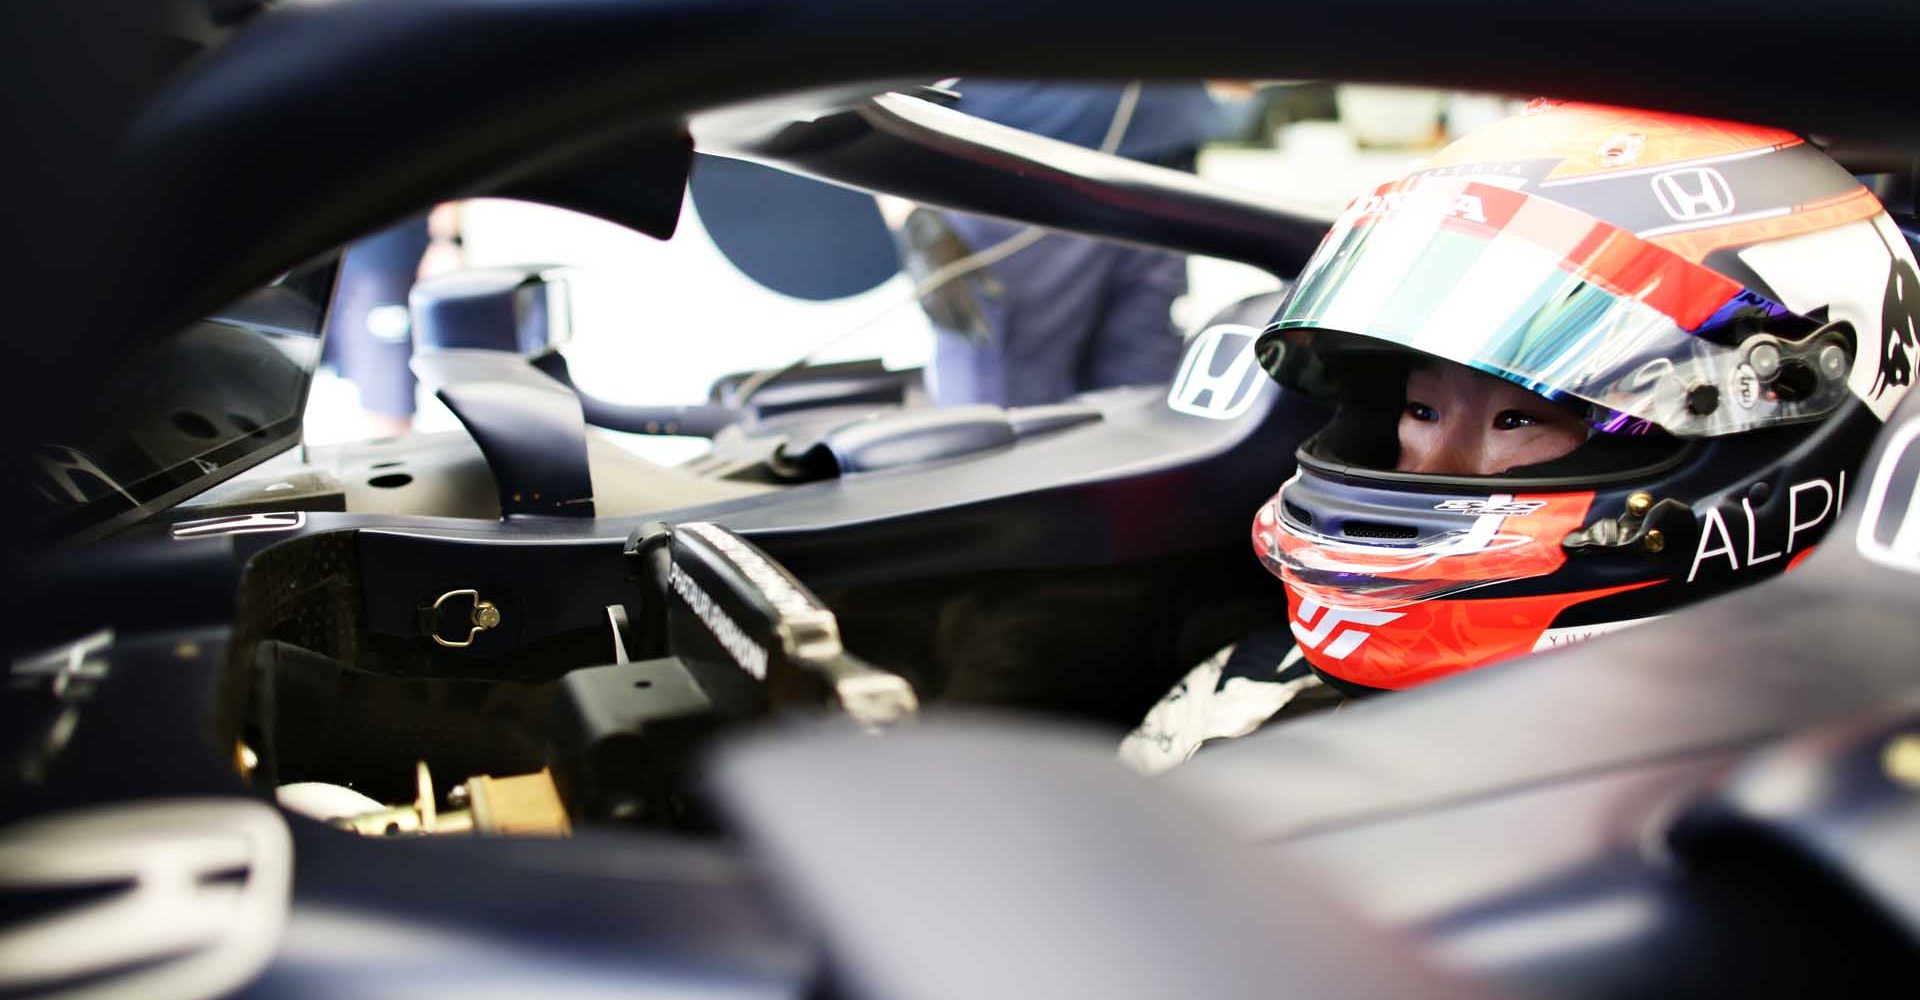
xmin=1651 ymin=166 xmax=1736 ymax=222
xmin=1168 ymin=324 xmax=1265 ymax=420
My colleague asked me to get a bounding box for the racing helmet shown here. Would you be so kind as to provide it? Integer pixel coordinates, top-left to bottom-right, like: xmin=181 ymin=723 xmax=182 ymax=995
xmin=1252 ymin=100 xmax=1919 ymax=693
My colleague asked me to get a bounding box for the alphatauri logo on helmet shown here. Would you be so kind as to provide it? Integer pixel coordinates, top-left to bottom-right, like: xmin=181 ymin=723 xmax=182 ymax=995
xmin=1289 ymin=598 xmax=1404 ymax=661
xmin=1168 ymin=324 xmax=1266 ymax=420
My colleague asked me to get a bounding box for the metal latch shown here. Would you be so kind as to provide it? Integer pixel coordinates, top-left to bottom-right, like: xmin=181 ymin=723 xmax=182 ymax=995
xmin=428 ymin=589 xmax=501 ymax=648
xmin=1563 ymin=491 xmax=1692 ymax=555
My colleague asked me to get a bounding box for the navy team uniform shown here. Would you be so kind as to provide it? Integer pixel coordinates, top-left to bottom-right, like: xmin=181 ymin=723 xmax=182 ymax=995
xmin=931 ymin=83 xmax=1222 ymax=406
xmin=320 ymin=216 xmax=431 ymax=419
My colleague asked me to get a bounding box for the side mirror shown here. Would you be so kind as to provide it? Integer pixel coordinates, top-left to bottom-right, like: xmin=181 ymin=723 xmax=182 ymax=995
xmin=409 ymin=265 xmax=573 ymax=356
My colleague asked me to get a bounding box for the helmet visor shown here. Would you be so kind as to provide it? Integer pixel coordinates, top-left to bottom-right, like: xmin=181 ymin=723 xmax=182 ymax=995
xmin=1267 ymin=177 xmax=1851 ymax=437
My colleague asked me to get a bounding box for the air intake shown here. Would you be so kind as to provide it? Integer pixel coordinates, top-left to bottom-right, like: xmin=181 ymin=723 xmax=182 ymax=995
xmin=1342 ymin=520 xmax=1418 ymax=540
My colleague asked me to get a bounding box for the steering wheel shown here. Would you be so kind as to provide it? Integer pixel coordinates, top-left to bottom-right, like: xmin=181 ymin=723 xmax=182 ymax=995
xmin=626 ymin=519 xmax=919 ymax=729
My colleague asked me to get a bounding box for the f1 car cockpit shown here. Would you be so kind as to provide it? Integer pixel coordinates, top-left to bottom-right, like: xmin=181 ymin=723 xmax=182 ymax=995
xmin=5 ymin=4 xmax=1919 ymax=1000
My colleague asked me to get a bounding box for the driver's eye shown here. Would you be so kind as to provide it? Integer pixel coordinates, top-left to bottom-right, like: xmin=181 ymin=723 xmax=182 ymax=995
xmin=1404 ymin=401 xmax=1438 ymax=422
xmin=1492 ymin=409 xmax=1541 ymax=431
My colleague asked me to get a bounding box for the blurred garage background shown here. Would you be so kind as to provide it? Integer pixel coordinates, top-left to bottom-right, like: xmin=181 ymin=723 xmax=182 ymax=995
xmin=303 ymin=84 xmax=1523 ymax=464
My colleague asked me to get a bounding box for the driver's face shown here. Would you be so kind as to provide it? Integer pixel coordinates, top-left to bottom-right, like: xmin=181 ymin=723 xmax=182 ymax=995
xmin=1397 ymin=363 xmax=1586 ymax=476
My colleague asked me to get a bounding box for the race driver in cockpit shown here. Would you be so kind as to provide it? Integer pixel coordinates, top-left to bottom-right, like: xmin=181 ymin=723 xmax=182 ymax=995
xmin=1123 ymin=99 xmax=1919 ymax=773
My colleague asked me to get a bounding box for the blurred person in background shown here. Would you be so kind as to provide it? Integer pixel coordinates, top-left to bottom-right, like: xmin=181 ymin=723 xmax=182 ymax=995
xmin=319 ymin=204 xmax=466 ymax=437
xmin=905 ymin=81 xmax=1225 ymax=406
xmin=1121 ymin=100 xmax=1920 ymax=772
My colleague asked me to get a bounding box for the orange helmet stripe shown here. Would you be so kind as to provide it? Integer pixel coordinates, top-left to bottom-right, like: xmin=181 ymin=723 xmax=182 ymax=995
xmin=1420 ymin=101 xmax=1802 ymax=181
xmin=1647 ymin=186 xmax=1886 ymax=263
xmin=1291 ymin=580 xmax=1661 ymax=689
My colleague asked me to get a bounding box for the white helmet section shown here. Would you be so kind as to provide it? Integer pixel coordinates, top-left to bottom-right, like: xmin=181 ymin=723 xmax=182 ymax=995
xmin=1738 ymin=212 xmax=1919 ymax=422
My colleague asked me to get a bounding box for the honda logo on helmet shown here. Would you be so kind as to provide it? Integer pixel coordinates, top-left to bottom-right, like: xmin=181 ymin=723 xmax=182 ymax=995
xmin=1651 ymin=167 xmax=1736 ymax=222
xmin=1168 ymin=324 xmax=1266 ymax=420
